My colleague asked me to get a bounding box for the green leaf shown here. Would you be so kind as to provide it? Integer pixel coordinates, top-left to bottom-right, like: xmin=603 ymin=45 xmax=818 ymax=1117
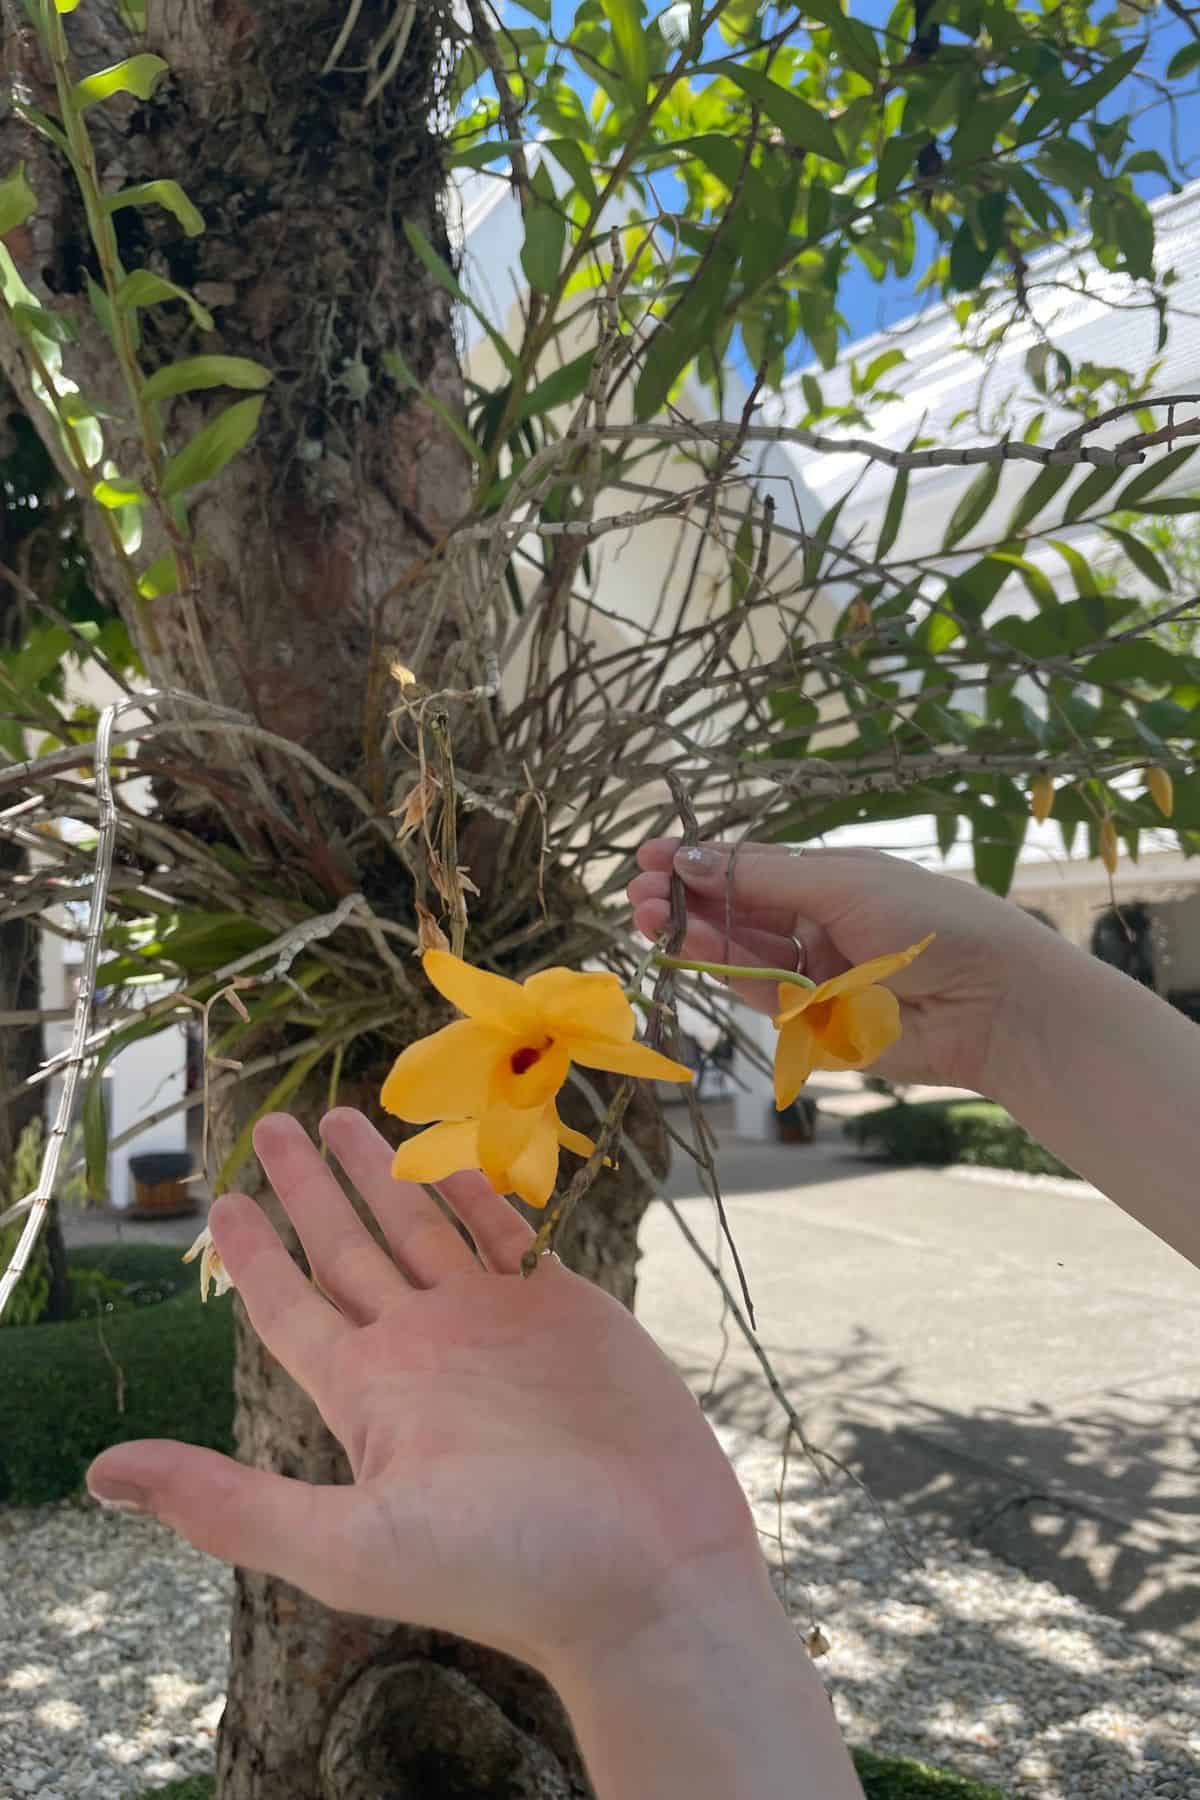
xmin=382 ymin=349 xmax=483 ymax=467
xmin=403 ymin=219 xmax=520 ymax=376
xmin=93 ymin=477 xmax=143 ymax=508
xmin=518 ymin=349 xmax=595 ymax=422
xmin=864 ymin=348 xmax=905 ymax=390
xmin=1005 ymin=461 xmax=1072 ymax=535
xmin=876 ymin=460 xmax=908 ymax=560
xmin=1124 ymin=497 xmax=1200 ymax=516
xmin=1110 ymin=193 xmax=1154 ymax=281
xmin=935 ymin=810 xmax=959 ymax=857
xmin=1047 ymin=537 xmax=1099 ymax=598
xmin=1166 ymin=41 xmax=1200 ymax=80
xmin=876 ymin=136 xmax=915 ymax=203
xmin=216 ymin=1045 xmax=330 ymax=1194
xmin=716 ymin=65 xmax=846 ymax=165
xmin=72 ymin=54 xmax=168 ymax=110
xmin=1085 ymin=640 xmax=1191 ymax=686
xmin=1016 ymin=46 xmax=1142 ymax=147
xmin=634 ymin=253 xmax=730 ymax=419
xmin=1110 ymin=445 xmax=1198 ymax=510
xmin=1062 ymin=461 xmax=1124 ymax=523
xmin=922 ymin=609 xmax=960 ymax=654
xmin=0 ymin=165 xmax=36 ymax=237
xmin=160 ymin=396 xmax=264 ymax=498
xmin=83 ymin=1065 xmax=109 ymax=1204
xmin=988 ymin=551 xmax=1057 ymax=610
xmin=948 ymin=218 xmax=997 ymax=292
xmin=941 ymin=461 xmax=1002 ymax=550
xmin=115 ymin=269 xmax=214 ymax=331
xmin=107 ymin=179 xmax=205 ymax=238
xmin=972 ymin=808 xmax=1025 ymax=896
xmin=520 ymin=179 xmax=566 ymax=295
xmin=731 ymin=509 xmax=755 ymax=607
xmin=10 ymin=301 xmax=76 ymax=344
xmin=142 ymin=354 xmax=272 ymax=404
xmin=600 ymin=0 xmax=651 ymax=103
xmin=136 ymin=552 xmax=180 ymax=599
xmin=1100 ymin=524 xmax=1171 ymax=591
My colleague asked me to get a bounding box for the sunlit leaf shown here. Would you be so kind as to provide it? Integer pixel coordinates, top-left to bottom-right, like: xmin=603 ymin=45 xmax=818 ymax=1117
xmin=137 ymin=552 xmax=180 ymax=599
xmin=600 ymin=0 xmax=651 ymax=103
xmin=160 ymin=396 xmax=265 ymax=498
xmin=142 ymin=354 xmax=272 ymax=404
xmin=115 ymin=269 xmax=214 ymax=331
xmin=107 ymin=180 xmax=205 ymax=237
xmin=72 ymin=54 xmax=168 ymax=111
xmin=0 ymin=165 xmax=36 ymax=237
xmin=93 ymin=477 xmax=144 ymax=508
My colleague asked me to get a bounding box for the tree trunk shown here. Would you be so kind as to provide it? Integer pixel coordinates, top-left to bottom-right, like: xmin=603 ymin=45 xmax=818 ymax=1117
xmin=213 ymin=1069 xmax=666 ymax=1800
xmin=0 ymin=5 xmax=665 ymax=1792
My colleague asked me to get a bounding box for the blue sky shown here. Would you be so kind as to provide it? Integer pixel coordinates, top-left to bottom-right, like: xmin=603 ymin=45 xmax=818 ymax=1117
xmin=512 ymin=0 xmax=1197 ymax=344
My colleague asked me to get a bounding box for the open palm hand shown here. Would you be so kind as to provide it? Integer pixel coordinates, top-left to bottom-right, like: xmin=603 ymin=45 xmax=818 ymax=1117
xmin=87 ymin=1109 xmax=757 ymax=1680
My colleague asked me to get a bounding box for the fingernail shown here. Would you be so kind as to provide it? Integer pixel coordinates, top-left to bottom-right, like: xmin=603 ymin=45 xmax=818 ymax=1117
xmin=89 ymin=1481 xmax=150 ymax=1514
xmin=674 ymin=846 xmax=719 ymax=879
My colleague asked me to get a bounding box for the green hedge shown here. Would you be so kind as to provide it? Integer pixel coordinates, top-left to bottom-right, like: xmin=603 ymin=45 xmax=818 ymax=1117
xmin=0 ymin=1242 xmax=234 ymax=1505
xmin=129 ymin=1752 xmax=1009 ymax=1800
xmin=845 ymin=1099 xmax=1076 ymax=1180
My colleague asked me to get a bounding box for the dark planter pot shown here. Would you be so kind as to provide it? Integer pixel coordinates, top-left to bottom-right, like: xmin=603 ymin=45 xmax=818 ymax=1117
xmin=128 ymin=1150 xmax=196 ymax=1218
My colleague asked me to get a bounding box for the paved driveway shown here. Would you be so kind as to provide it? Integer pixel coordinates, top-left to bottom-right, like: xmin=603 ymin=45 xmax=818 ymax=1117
xmin=639 ymin=1095 xmax=1200 ymax=1645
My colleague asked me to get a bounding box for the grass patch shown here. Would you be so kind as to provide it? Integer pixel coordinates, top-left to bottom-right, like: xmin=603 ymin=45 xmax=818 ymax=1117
xmin=845 ymin=1098 xmax=1076 ymax=1180
xmin=854 ymin=1747 xmax=1009 ymax=1797
xmin=127 ymin=1749 xmax=1009 ymax=1800
xmin=0 ymin=1241 xmax=233 ymax=1505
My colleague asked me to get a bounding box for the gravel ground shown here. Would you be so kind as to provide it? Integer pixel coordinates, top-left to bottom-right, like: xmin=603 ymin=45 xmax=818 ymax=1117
xmin=2 ymin=1438 xmax=1197 ymax=1800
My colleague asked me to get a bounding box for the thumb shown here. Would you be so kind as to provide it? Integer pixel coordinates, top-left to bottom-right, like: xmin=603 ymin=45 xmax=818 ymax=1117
xmin=87 ymin=1441 xmax=371 ymax=1614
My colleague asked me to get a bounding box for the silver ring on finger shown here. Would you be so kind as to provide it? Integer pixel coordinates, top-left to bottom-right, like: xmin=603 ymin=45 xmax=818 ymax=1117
xmin=789 ymin=933 xmax=806 ymax=974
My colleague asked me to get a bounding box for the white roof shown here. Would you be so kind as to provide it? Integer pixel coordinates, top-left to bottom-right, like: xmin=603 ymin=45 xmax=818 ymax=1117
xmin=767 ymin=178 xmax=1200 ymax=547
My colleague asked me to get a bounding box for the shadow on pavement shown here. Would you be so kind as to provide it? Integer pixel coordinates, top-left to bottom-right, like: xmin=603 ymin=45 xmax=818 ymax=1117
xmin=679 ymin=1326 xmax=1200 ymax=1648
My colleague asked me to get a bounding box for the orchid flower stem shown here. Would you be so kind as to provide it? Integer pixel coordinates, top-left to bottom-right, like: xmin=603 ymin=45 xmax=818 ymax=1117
xmin=653 ymin=954 xmax=816 ymax=991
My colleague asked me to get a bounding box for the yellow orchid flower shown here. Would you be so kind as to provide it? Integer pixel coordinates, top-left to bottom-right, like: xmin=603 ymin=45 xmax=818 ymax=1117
xmin=391 ymin=1100 xmax=602 ymax=1210
xmin=382 ymin=952 xmax=691 ymax=1206
xmin=772 ymin=936 xmax=934 ymax=1109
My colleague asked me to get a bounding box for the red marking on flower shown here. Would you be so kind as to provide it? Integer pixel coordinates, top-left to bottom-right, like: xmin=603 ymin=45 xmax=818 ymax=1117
xmin=510 ymin=1045 xmax=542 ymax=1076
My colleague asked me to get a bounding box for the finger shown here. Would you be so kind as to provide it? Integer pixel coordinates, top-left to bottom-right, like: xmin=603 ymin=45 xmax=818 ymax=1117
xmin=207 ymin=1190 xmax=351 ymax=1397
xmin=320 ymin=1108 xmax=477 ymax=1288
xmin=86 ymin=1441 xmax=384 ymax=1619
xmin=434 ymin=1168 xmax=536 ymax=1275
xmin=627 ymin=869 xmax=801 ymax=937
xmin=253 ymin=1114 xmax=405 ymax=1324
xmin=633 ymin=907 xmax=841 ymax=993
xmin=666 ymin=840 xmax=895 ymax=928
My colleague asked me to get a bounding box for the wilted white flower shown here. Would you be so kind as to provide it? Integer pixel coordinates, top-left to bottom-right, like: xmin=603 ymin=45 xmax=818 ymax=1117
xmin=182 ymin=1225 xmax=234 ymax=1303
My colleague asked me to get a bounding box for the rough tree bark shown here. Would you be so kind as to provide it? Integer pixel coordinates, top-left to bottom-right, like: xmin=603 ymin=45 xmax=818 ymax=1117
xmin=0 ymin=4 xmax=665 ymax=1793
